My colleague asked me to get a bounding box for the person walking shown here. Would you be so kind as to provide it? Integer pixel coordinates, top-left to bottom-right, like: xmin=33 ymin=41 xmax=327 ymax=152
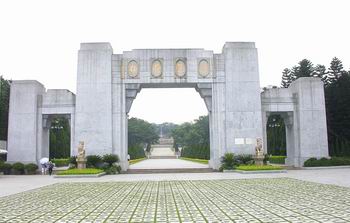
xmin=48 ymin=161 xmax=54 ymax=176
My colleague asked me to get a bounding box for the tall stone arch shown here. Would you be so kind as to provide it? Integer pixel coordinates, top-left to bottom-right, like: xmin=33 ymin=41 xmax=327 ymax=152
xmin=7 ymin=42 xmax=329 ymax=170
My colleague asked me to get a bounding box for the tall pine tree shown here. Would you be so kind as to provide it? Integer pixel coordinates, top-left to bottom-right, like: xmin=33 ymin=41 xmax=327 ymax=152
xmin=281 ymin=68 xmax=292 ymax=88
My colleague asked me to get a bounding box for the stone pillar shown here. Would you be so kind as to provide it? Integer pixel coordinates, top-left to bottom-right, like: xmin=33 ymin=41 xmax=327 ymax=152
xmin=74 ymin=43 xmax=113 ymax=156
xmin=289 ymin=78 xmax=329 ymax=166
xmin=7 ymin=81 xmax=45 ymax=163
xmin=222 ymin=42 xmax=263 ymax=155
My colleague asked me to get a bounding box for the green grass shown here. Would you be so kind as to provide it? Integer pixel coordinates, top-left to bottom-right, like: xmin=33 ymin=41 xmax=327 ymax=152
xmin=51 ymin=158 xmax=70 ymax=167
xmin=57 ymin=168 xmax=104 ymax=175
xmin=180 ymin=157 xmax=209 ymax=164
xmin=129 ymin=158 xmax=147 ymax=165
xmin=269 ymin=156 xmax=286 ymax=164
xmin=236 ymin=165 xmax=284 ymax=171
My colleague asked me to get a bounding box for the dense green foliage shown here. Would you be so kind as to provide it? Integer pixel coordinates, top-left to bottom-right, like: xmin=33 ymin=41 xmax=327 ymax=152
xmin=269 ymin=156 xmax=286 ymax=164
xmin=181 ymin=145 xmax=210 ymax=160
xmin=172 ymin=116 xmax=210 ymax=159
xmin=128 ymin=118 xmax=159 ymax=146
xmin=276 ymin=57 xmax=350 ymax=156
xmin=128 ymin=118 xmax=159 ymax=159
xmin=86 ymin=155 xmax=102 ymax=168
xmin=304 ymin=157 xmax=350 ymax=167
xmin=24 ymin=163 xmax=38 ymax=174
xmin=57 ymin=168 xmax=104 ymax=175
xmin=236 ymin=165 xmax=283 ymax=171
xmin=0 ymin=76 xmax=10 ymax=141
xmin=266 ymin=115 xmax=286 ymax=155
xmin=1 ymin=162 xmax=12 ymax=174
xmin=69 ymin=156 xmax=77 ymax=166
xmin=12 ymin=162 xmax=25 ymax=174
xmin=102 ymin=154 xmax=120 ymax=166
xmin=220 ymin=153 xmax=240 ymax=170
xmin=128 ymin=144 xmax=145 ymax=159
xmin=49 ymin=117 xmax=70 ymax=159
xmin=52 ymin=158 xmax=70 ymax=167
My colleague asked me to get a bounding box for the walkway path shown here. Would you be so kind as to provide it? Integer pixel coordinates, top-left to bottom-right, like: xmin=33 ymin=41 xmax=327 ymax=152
xmin=1 ymin=168 xmax=350 ymax=197
xmin=129 ymin=158 xmax=209 ymax=169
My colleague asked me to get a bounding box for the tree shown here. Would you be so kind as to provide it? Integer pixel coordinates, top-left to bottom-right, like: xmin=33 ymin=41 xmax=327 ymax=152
xmin=172 ymin=115 xmax=210 ymax=159
xmin=0 ymin=76 xmax=11 ymax=140
xmin=327 ymin=57 xmax=346 ymax=84
xmin=313 ymin=64 xmax=328 ymax=84
xmin=128 ymin=118 xmax=159 ymax=147
xmin=281 ymin=68 xmax=292 ymax=88
xmin=49 ymin=117 xmax=70 ymax=158
xmin=293 ymin=59 xmax=314 ymax=78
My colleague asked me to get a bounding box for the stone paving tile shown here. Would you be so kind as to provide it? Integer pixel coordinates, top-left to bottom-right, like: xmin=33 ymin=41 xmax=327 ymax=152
xmin=0 ymin=178 xmax=350 ymax=222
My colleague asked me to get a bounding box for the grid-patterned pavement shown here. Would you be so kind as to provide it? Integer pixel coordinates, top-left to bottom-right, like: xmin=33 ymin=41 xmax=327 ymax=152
xmin=1 ymin=178 xmax=350 ymax=222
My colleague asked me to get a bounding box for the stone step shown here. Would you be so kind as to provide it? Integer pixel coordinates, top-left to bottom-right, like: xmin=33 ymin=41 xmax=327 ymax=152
xmin=149 ymin=156 xmax=177 ymax=159
xmin=126 ymin=168 xmax=214 ymax=174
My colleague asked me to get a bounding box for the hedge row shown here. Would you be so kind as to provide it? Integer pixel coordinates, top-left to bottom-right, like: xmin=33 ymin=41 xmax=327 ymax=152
xmin=181 ymin=145 xmax=210 ymax=160
xmin=0 ymin=161 xmax=38 ymax=175
xmin=304 ymin=157 xmax=350 ymax=167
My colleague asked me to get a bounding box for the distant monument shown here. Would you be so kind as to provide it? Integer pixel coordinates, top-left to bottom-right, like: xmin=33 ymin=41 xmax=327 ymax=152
xmin=253 ymin=138 xmax=264 ymax=166
xmin=76 ymin=141 xmax=87 ymax=169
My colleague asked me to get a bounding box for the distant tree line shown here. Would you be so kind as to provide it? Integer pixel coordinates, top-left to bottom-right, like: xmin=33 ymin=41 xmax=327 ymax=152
xmin=0 ymin=76 xmax=10 ymax=141
xmin=128 ymin=118 xmax=159 ymax=159
xmin=171 ymin=116 xmax=210 ymax=160
xmin=269 ymin=57 xmax=350 ymax=156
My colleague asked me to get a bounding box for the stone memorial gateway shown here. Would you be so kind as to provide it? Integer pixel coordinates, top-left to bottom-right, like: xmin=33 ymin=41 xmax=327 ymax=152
xmin=6 ymin=42 xmax=329 ymax=170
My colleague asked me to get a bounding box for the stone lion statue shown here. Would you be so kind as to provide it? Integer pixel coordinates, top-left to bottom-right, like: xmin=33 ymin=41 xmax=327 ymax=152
xmin=77 ymin=141 xmax=85 ymax=158
xmin=255 ymin=138 xmax=263 ymax=157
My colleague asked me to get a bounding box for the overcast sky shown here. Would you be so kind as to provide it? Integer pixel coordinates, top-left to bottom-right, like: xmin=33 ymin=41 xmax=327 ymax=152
xmin=1 ymin=0 xmax=349 ymax=124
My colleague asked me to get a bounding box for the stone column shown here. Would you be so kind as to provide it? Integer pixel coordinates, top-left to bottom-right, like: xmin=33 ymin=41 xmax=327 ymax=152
xmin=222 ymin=42 xmax=263 ymax=155
xmin=74 ymin=43 xmax=113 ymax=156
xmin=289 ymin=78 xmax=329 ymax=166
xmin=7 ymin=81 xmax=45 ymax=163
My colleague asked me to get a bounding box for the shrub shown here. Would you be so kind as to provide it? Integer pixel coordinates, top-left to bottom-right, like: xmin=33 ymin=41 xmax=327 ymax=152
xmin=220 ymin=153 xmax=239 ymax=170
xmin=12 ymin=162 xmax=25 ymax=174
xmin=235 ymin=154 xmax=253 ymax=165
xmin=102 ymin=154 xmax=119 ymax=166
xmin=269 ymin=156 xmax=286 ymax=164
xmin=181 ymin=145 xmax=210 ymax=160
xmin=103 ymin=163 xmax=121 ymax=174
xmin=52 ymin=158 xmax=69 ymax=167
xmin=24 ymin=163 xmax=38 ymax=174
xmin=86 ymin=155 xmax=102 ymax=168
xmin=304 ymin=157 xmax=350 ymax=167
xmin=128 ymin=144 xmax=145 ymax=160
xmin=69 ymin=156 xmax=77 ymax=166
xmin=2 ymin=163 xmax=12 ymax=175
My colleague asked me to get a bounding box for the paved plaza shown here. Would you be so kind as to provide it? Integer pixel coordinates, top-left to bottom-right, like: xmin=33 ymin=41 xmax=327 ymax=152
xmin=129 ymin=158 xmax=209 ymax=170
xmin=1 ymin=177 xmax=350 ymax=222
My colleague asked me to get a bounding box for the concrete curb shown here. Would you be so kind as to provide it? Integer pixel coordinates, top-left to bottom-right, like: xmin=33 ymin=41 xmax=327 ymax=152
xmin=301 ymin=165 xmax=350 ymax=170
xmin=223 ymin=169 xmax=287 ymax=174
xmin=53 ymin=172 xmax=106 ymax=178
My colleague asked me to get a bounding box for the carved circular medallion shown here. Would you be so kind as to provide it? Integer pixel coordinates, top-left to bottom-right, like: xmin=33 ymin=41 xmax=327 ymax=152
xmin=198 ymin=59 xmax=210 ymax=77
xmin=151 ymin=60 xmax=162 ymax=78
xmin=127 ymin=60 xmax=138 ymax=78
xmin=175 ymin=59 xmax=186 ymax=77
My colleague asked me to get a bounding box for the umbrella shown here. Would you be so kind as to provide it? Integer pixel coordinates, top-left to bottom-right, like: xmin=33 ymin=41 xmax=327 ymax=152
xmin=0 ymin=149 xmax=7 ymax=154
xmin=40 ymin=157 xmax=49 ymax=164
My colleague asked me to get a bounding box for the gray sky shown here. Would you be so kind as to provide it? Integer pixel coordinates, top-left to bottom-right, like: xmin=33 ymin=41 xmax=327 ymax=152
xmin=1 ymin=0 xmax=349 ymax=124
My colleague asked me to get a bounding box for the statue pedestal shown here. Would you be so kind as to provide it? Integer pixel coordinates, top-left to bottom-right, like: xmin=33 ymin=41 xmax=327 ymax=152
xmin=76 ymin=158 xmax=87 ymax=169
xmin=253 ymin=155 xmax=264 ymax=166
